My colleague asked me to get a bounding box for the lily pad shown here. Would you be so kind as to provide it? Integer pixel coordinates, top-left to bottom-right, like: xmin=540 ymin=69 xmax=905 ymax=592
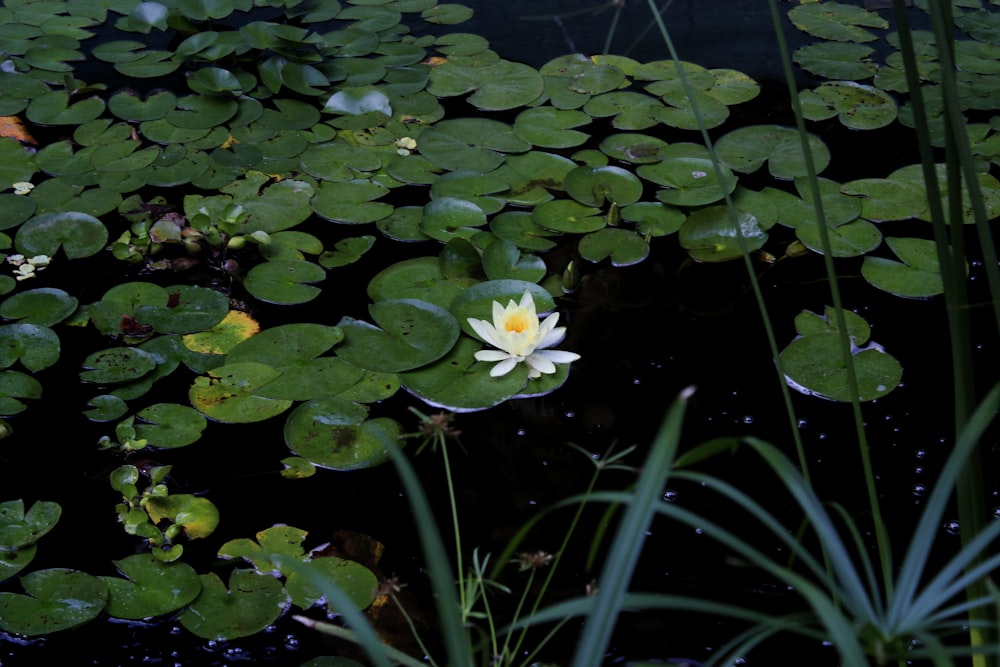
xmin=15 ymin=211 xmax=108 ymax=259
xmin=0 ymin=544 xmax=35 ymax=583
xmin=639 ymin=153 xmax=738 ymax=206
xmin=679 ymin=206 xmax=767 ymax=262
xmin=799 ymin=81 xmax=897 ymax=130
xmin=564 ymin=165 xmax=643 ymax=207
xmin=428 ymin=59 xmax=543 ymax=111
xmin=781 ymin=332 xmax=902 ymax=402
xmin=532 ymin=199 xmax=604 ymax=233
xmin=0 ymin=569 xmax=107 ymax=636
xmin=513 ymin=107 xmax=591 ymax=148
xmin=135 ymin=285 xmax=230 ymax=335
xmin=840 ymin=177 xmax=927 ymax=222
xmin=0 ymin=287 xmax=77 ymax=326
xmin=218 ymin=525 xmax=308 ymax=575
xmin=0 ymin=323 xmax=60 ymax=371
xmin=243 ymin=260 xmax=326 ymax=305
xmin=181 ymin=310 xmax=261 ymax=355
xmin=788 ymin=2 xmax=887 ymax=42
xmin=283 ymin=398 xmax=400 ymax=470
xmin=0 ymin=499 xmax=60 ymax=549
xmin=226 ymin=323 xmax=344 ymax=366
xmin=101 ymin=554 xmax=202 ymax=620
xmin=179 ymin=570 xmax=288 ymax=641
xmin=79 ymin=347 xmax=158 ymax=384
xmin=319 ymin=235 xmax=376 ymax=268
xmin=578 ymin=228 xmax=650 ymax=267
xmin=862 ymin=236 xmax=956 ymax=298
xmin=285 ymin=556 xmax=378 ymax=611
xmin=793 ymin=42 xmax=877 ymax=81
xmin=366 ymin=256 xmax=472 ymax=308
xmin=0 ymin=370 xmax=42 ymax=416
xmin=417 ymin=118 xmax=530 ymax=173
xmin=133 ymin=403 xmax=208 ymax=449
xmin=715 ymin=125 xmax=831 ymax=179
xmin=144 ymin=494 xmax=219 ymax=540
xmin=189 ymin=362 xmax=293 ymax=423
xmin=26 ymin=90 xmax=105 ymax=126
xmin=335 ymin=299 xmax=459 ymax=373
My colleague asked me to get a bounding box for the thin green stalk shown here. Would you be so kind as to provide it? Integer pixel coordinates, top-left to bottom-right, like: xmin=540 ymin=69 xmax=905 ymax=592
xmin=501 ymin=567 xmax=535 ymax=662
xmin=765 ymin=0 xmax=894 ymax=598
xmin=644 ymin=0 xmax=811 ymax=486
xmin=439 ymin=440 xmax=468 ymax=622
xmin=390 ymin=594 xmax=439 ymax=667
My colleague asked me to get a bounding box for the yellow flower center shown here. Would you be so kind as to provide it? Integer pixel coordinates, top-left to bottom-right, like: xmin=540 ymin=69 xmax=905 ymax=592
xmin=504 ymin=312 xmax=530 ymax=334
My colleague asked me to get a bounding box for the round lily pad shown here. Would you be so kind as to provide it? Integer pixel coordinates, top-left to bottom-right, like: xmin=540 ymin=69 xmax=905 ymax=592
xmin=781 ymin=333 xmax=902 ymax=402
xmin=181 ymin=310 xmax=261 ymax=355
xmin=243 ymin=260 xmax=326 ymax=305
xmin=15 ymin=211 xmax=108 ymax=259
xmin=795 ymin=218 xmax=882 ymax=257
xmin=482 ymin=239 xmax=547 ymax=282
xmin=285 ymin=556 xmax=378 ymax=611
xmin=366 ymin=256 xmax=471 ymax=308
xmin=564 ymin=165 xmax=643 ymax=207
xmin=715 ymin=125 xmax=831 ymax=180
xmin=513 ymin=107 xmax=591 ymax=148
xmin=861 ymin=236 xmax=952 ymax=298
xmin=420 ymin=196 xmax=487 ymax=242
xmin=335 ymin=299 xmax=460 ymax=372
xmin=799 ymin=81 xmax=897 ymax=130
xmin=679 ymin=206 xmax=767 ymax=262
xmin=284 ymin=397 xmax=400 ymax=470
xmin=26 ymin=90 xmax=105 ymax=126
xmin=107 ymin=89 xmax=178 ymax=121
xmin=428 ymin=59 xmax=543 ymax=111
xmin=226 ymin=323 xmax=343 ymax=366
xmin=531 ymin=199 xmax=604 ymax=233
xmin=840 ymin=178 xmax=926 ymax=222
xmin=101 ymin=554 xmax=202 ymax=620
xmin=0 ymin=287 xmax=77 ymax=326
xmin=0 ymin=568 xmax=108 ymax=636
xmin=417 ymin=118 xmax=529 ymax=172
xmin=133 ymin=403 xmax=208 ymax=449
xmin=0 ymin=323 xmax=60 ymax=372
xmin=179 ymin=570 xmax=287 ymax=641
xmin=135 ymin=285 xmax=230 ymax=334
xmin=0 ymin=370 xmax=42 ymax=416
xmin=638 ymin=154 xmax=738 ymax=206
xmin=79 ymin=347 xmax=158 ymax=384
xmin=578 ymin=228 xmax=650 ymax=267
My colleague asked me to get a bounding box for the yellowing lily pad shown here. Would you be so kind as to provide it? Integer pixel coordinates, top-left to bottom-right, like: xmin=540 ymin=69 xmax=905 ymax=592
xmin=182 ymin=310 xmax=261 ymax=355
xmin=189 ymin=362 xmax=293 ymax=423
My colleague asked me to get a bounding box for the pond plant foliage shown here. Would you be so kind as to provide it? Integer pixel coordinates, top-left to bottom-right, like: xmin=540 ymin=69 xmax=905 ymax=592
xmin=0 ymin=0 xmax=998 ymax=664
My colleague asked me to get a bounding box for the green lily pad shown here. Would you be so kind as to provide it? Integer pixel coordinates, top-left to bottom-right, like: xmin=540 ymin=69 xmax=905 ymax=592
xmin=0 ymin=499 xmax=60 ymax=549
xmin=335 ymin=299 xmax=460 ymax=373
xmin=621 ymin=201 xmax=685 ymax=237
xmin=583 ymin=90 xmax=665 ymax=131
xmin=0 ymin=323 xmax=60 ymax=371
xmin=420 ymin=196 xmax=488 ymax=242
xmin=366 ymin=256 xmax=472 ymax=308
xmin=448 ymin=279 xmax=555 ymax=337
xmin=482 ymin=239 xmax=546 ymax=281
xmin=793 ymin=42 xmax=877 ymax=81
xmin=80 ymin=347 xmax=158 ymax=384
xmin=189 ymin=362 xmax=293 ymax=423
xmin=513 ymin=107 xmax=591 ymax=148
xmin=144 ymin=494 xmax=219 ymax=540
xmin=0 ymin=193 xmax=37 ymax=231
xmin=218 ymin=525 xmax=308 ymax=575
xmin=0 ymin=544 xmax=35 ymax=583
xmin=108 ymin=89 xmax=178 ymax=121
xmin=84 ymin=394 xmax=129 ymax=422
xmin=14 ymin=210 xmax=107 ymax=259
xmin=532 ymin=199 xmax=604 ymax=233
xmin=0 ymin=138 xmax=37 ymax=191
xmin=430 ymin=170 xmax=508 ymax=215
xmin=284 ymin=398 xmax=400 ymax=470
xmin=715 ymin=125 xmax=831 ymax=179
xmin=799 ymin=81 xmax=897 ymax=130
xmin=324 ymin=86 xmax=392 ymax=116
xmin=243 ymin=260 xmax=326 ymax=305
xmin=226 ymin=323 xmax=343 ymax=366
xmin=0 ymin=287 xmax=77 ymax=326
xmin=639 ymin=153 xmax=738 ymax=206
xmin=101 ymin=554 xmax=202 ymax=620
xmin=578 ymin=228 xmax=650 ymax=267
xmin=0 ymin=370 xmax=42 ymax=416
xmin=796 ymin=218 xmax=882 ymax=257
xmin=133 ymin=403 xmax=208 ymax=449
xmin=0 ymin=569 xmax=107 ymax=636
xmin=840 ymin=177 xmax=927 ymax=222
xmin=319 ymin=235 xmax=376 ymax=268
xmin=312 ymin=179 xmax=392 ymax=224
xmin=166 ymin=95 xmax=239 ymax=130
xmin=179 ymin=570 xmax=288 ymax=641
xmin=564 ymin=165 xmax=643 ymax=207
xmin=599 ymin=133 xmax=671 ymax=164
xmin=787 ymin=2 xmax=887 ymax=42
xmin=891 ymin=163 xmax=1000 ymax=224
xmin=679 ymin=206 xmax=767 ymax=262
xmin=399 ymin=336 xmax=528 ymax=411
xmin=861 ymin=236 xmax=956 ymax=298
xmin=285 ymin=556 xmax=378 ymax=612
xmin=135 ymin=285 xmax=229 ymax=334
xmin=256 ymin=357 xmax=368 ymax=401
xmin=490 ymin=210 xmax=561 ymax=252
xmin=301 ymin=140 xmax=383 ymax=181
xmin=417 ymin=118 xmax=529 ymax=172
xmin=781 ymin=332 xmax=902 ymax=402
xmin=25 ymin=90 xmax=105 ymax=126
xmin=428 ymin=59 xmax=543 ymax=111
xmin=422 ymin=3 xmax=474 ymax=24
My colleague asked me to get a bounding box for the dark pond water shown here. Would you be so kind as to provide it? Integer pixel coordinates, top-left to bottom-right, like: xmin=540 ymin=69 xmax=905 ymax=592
xmin=2 ymin=1 xmax=998 ymax=666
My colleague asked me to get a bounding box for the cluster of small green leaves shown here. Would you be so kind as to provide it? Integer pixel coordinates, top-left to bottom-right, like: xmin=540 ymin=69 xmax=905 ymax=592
xmin=0 ymin=503 xmax=379 ymax=645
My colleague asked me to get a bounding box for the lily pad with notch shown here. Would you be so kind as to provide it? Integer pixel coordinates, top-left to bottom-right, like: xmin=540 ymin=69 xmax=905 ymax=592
xmin=0 ymin=287 xmax=77 ymax=326
xmin=639 ymin=153 xmax=738 ymax=207
xmin=679 ymin=206 xmax=767 ymax=262
xmin=578 ymin=228 xmax=650 ymax=266
xmin=564 ymin=165 xmax=643 ymax=207
xmin=715 ymin=125 xmax=831 ymax=179
xmin=417 ymin=118 xmax=530 ymax=173
xmin=482 ymin=239 xmax=546 ymax=281
xmin=0 ymin=568 xmax=107 ymax=636
xmin=243 ymin=260 xmax=326 ymax=305
xmin=0 ymin=371 xmax=42 ymax=416
xmin=319 ymin=235 xmax=376 ymax=268
xmin=133 ymin=403 xmax=208 ymax=449
xmin=861 ymin=236 xmax=958 ymax=298
xmin=285 ymin=556 xmax=378 ymax=612
xmin=79 ymin=347 xmax=158 ymax=384
xmin=283 ymin=397 xmax=401 ymax=470
xmin=100 ymin=554 xmax=202 ymax=620
xmin=792 ymin=42 xmax=877 ymax=81
xmin=513 ymin=107 xmax=591 ymax=148
xmin=366 ymin=256 xmax=473 ymax=308
xmin=189 ymin=362 xmax=293 ymax=423
xmin=0 ymin=499 xmax=60 ymax=550
xmin=179 ymin=570 xmax=287 ymax=641
xmin=134 ymin=285 xmax=230 ymax=335
xmin=14 ymin=211 xmax=108 ymax=259
xmin=787 ymin=2 xmax=887 ymax=42
xmin=0 ymin=324 xmax=60 ymax=372
xmin=799 ymin=81 xmax=897 ymax=130
xmin=335 ymin=298 xmax=460 ymax=373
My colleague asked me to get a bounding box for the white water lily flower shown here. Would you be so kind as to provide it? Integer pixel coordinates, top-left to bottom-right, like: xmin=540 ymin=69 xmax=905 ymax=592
xmin=467 ymin=291 xmax=581 ymax=379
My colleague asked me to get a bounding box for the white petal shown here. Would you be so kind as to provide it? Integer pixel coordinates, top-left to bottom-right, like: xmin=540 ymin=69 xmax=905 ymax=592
xmin=519 ymin=290 xmax=535 ymax=312
xmin=475 ymin=350 xmax=513 ymax=362
xmin=525 ymin=353 xmax=556 ymax=375
xmin=489 ymin=357 xmax=520 ymax=377
xmin=536 ymin=325 xmax=567 ymax=350
xmin=468 ymin=318 xmax=504 ymax=350
xmin=534 ymin=348 xmax=580 ymax=364
xmin=492 ymin=300 xmax=507 ymax=327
